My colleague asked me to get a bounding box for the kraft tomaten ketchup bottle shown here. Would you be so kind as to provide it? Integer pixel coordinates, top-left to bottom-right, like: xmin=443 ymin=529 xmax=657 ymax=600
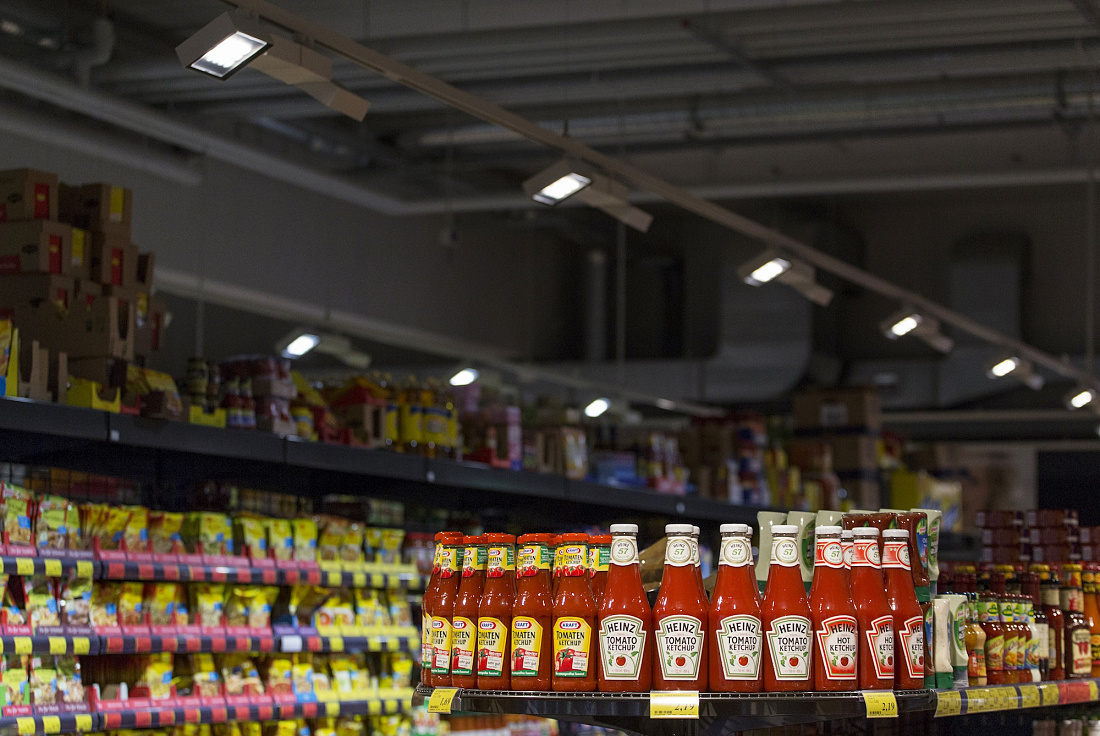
xmin=477 ymin=533 xmax=515 ymax=690
xmin=511 ymin=533 xmax=554 ymax=691
xmin=709 ymin=523 xmax=763 ymax=692
xmin=597 ymin=524 xmax=653 ymax=692
xmin=450 ymin=535 xmax=487 ymax=689
xmin=652 ymin=523 xmax=708 ymax=691
xmin=882 ymin=528 xmax=925 ymax=690
xmin=428 ymin=532 xmax=465 ymax=687
xmin=552 ymin=533 xmax=597 ymax=691
xmin=762 ymin=525 xmax=813 ymax=692
xmin=849 ymin=527 xmax=895 ymax=690
xmin=809 ymin=526 xmax=858 ymax=691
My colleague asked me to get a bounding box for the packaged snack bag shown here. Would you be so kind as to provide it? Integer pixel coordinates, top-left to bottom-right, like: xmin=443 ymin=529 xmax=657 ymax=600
xmin=91 ymin=582 xmax=119 ymax=628
xmin=24 ymin=577 xmax=59 ymax=630
xmin=189 ymin=653 xmax=221 ymax=697
xmin=149 ymin=512 xmax=184 ymax=555
xmin=341 ymin=523 xmax=364 ymax=564
xmin=192 ymin=584 xmax=225 ymax=628
xmin=118 ymin=582 xmax=145 ymax=626
xmin=2 ymin=485 xmax=32 ymax=548
xmin=291 ymin=519 xmax=317 ymax=563
xmin=123 ymin=506 xmax=149 ymax=552
xmin=145 ymin=583 xmax=178 ymax=627
xmin=316 ymin=518 xmax=346 ymax=563
xmin=35 ymin=494 xmax=71 ymax=549
xmin=55 ymin=656 xmax=84 ymax=704
xmin=59 ymin=574 xmax=92 ymax=627
xmin=144 ymin=653 xmax=174 ymax=699
xmin=29 ymin=656 xmax=55 ymax=704
xmin=234 ymin=517 xmax=268 ymax=561
xmin=220 ymin=654 xmax=263 ymax=696
xmin=265 ymin=519 xmax=294 ymax=562
xmin=263 ymin=655 xmax=293 ymax=696
xmin=0 ymin=655 xmax=28 ymax=706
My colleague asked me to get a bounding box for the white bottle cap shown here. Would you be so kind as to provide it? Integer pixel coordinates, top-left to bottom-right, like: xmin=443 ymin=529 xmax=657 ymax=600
xmin=841 ymin=530 xmax=854 ymax=539
xmin=816 ymin=525 xmax=842 ymax=536
xmin=883 ymin=529 xmax=909 ymax=539
xmin=720 ymin=523 xmax=749 ymax=534
xmin=692 ymin=525 xmax=700 ymax=535
xmin=770 ymin=524 xmax=798 ymax=534
xmin=852 ymin=527 xmax=879 ymax=538
xmin=610 ymin=524 xmax=638 ymax=534
xmin=666 ymin=523 xmax=694 ymax=535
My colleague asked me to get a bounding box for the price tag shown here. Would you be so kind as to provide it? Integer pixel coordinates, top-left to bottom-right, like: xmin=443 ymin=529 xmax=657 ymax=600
xmin=862 ymin=691 xmax=898 ymax=719
xmin=327 ymin=636 xmax=345 ymax=652
xmin=935 ymin=690 xmax=962 ymax=717
xmin=15 ymin=558 xmax=34 ymax=576
xmin=1040 ymin=683 xmax=1060 ymax=706
xmin=42 ymin=716 xmax=60 ymax=734
xmin=327 ymin=571 xmax=342 ymax=587
xmin=352 ymin=573 xmax=367 ymax=588
xmin=324 ymin=702 xmax=339 ymax=718
xmin=372 ymin=574 xmax=386 ymax=588
xmin=427 ymin=688 xmax=459 ymax=714
xmin=1019 ymin=685 xmax=1041 ymax=709
xmin=15 ymin=717 xmax=35 ymax=735
xmin=650 ymin=691 xmax=700 ymax=719
xmin=1090 ymin=681 xmax=1099 ymax=701
xmin=44 ymin=559 xmax=62 ymax=577
xmin=13 ymin=637 xmax=32 ymax=654
xmin=966 ymin=688 xmax=996 ymax=713
xmin=368 ymin=700 xmax=383 ymax=715
xmin=73 ymin=638 xmax=90 ymax=655
xmin=76 ymin=561 xmax=93 ymax=579
xmin=75 ymin=714 xmax=93 ymax=732
xmin=48 ymin=637 xmax=67 ymax=654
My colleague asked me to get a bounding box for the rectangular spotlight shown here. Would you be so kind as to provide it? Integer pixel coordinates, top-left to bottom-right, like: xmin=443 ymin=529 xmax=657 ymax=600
xmin=523 ymin=159 xmax=653 ymax=232
xmin=738 ymin=250 xmax=833 ymax=306
xmin=523 ymin=160 xmax=593 ymax=205
xmin=176 ymin=11 xmax=271 ymax=80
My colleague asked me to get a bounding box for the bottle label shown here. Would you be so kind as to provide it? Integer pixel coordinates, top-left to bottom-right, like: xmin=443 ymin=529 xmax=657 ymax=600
xmin=510 ymin=616 xmax=545 ymax=677
xmin=691 ymin=539 xmax=701 ymax=567
xmin=716 ymin=615 xmax=762 ymax=680
xmin=1003 ymin=633 xmax=1018 ymax=671
xmin=450 ymin=617 xmax=476 ymax=676
xmin=553 ymin=616 xmax=593 ymax=678
xmin=770 ymin=538 xmax=799 ymax=568
xmin=882 ymin=540 xmax=911 ymax=570
xmin=438 ymin=547 xmax=460 ymax=579
xmin=866 ymin=615 xmax=895 ymax=680
xmin=953 ymin=606 xmax=967 ymax=654
xmin=851 ymin=539 xmax=880 ymax=568
xmin=816 ymin=615 xmax=858 ymax=680
xmin=799 ymin=519 xmax=816 ymax=574
xmin=842 ymin=541 xmax=854 ymax=570
xmin=928 ymin=517 xmax=941 ymax=571
xmin=431 ymin=617 xmax=453 ymax=673
xmin=486 ymin=546 xmax=515 ymax=577
xmin=656 ymin=615 xmax=704 ymax=679
xmin=559 ymin=543 xmax=589 ymax=577
xmin=1036 ymin=622 xmax=1049 ymax=667
xmin=1048 ymin=620 xmax=1058 ymax=664
xmin=915 ymin=517 xmax=929 ymax=571
xmin=766 ymin=615 xmax=811 ymax=680
xmin=462 ymin=546 xmax=487 ymax=576
xmin=968 ymin=639 xmax=986 ymax=678
xmin=422 ymin=613 xmax=434 ymax=666
xmin=475 ymin=617 xmax=508 ymax=677
xmin=985 ymin=634 xmax=1004 ymax=671
xmin=1072 ymin=628 xmax=1092 ymax=676
xmin=517 ymin=543 xmax=550 ymax=576
xmin=719 ymin=537 xmax=752 ymax=568
xmin=899 ymin=615 xmax=925 ymax=679
xmin=610 ymin=536 xmax=639 ymax=566
xmin=814 ymin=539 xmax=844 ymax=569
xmin=589 ymin=545 xmax=610 ymax=575
xmin=599 ymin=614 xmax=647 ymax=680
xmin=665 ymin=537 xmax=694 ymax=567
xmin=1027 ymin=627 xmax=1040 ymax=669
xmin=1091 ymin=632 xmax=1100 ymax=671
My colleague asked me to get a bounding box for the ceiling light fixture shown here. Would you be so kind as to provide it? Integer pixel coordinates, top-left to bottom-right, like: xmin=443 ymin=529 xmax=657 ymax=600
xmin=280 ymin=331 xmax=320 ymax=358
xmin=880 ymin=308 xmax=954 ymax=353
xmin=523 ymin=159 xmax=653 ymax=232
xmin=985 ymin=355 xmax=1044 ymax=390
xmin=584 ymin=397 xmax=611 ymax=418
xmin=1066 ymin=387 xmax=1097 ymax=410
xmin=737 ymin=249 xmax=834 ymax=306
xmin=175 ymin=11 xmax=270 ymax=80
xmin=448 ymin=367 xmax=479 ymax=386
xmin=276 ymin=328 xmax=370 ymax=368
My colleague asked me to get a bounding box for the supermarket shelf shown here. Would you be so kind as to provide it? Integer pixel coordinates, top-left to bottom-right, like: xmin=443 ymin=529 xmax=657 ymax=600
xmin=278 ymin=633 xmax=419 ymax=654
xmin=0 ymin=631 xmax=415 ymax=657
xmin=0 ymin=711 xmax=95 ymax=735
xmin=0 ymin=635 xmax=97 ymax=655
xmin=100 ymin=633 xmax=277 ymax=654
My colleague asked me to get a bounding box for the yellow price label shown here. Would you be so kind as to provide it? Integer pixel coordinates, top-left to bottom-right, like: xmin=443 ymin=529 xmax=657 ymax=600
xmin=1019 ymin=685 xmax=1041 ymax=709
xmin=15 ymin=558 xmax=33 ymax=576
xmin=862 ymin=691 xmax=898 ymax=719
xmin=327 ymin=571 xmax=342 ymax=587
xmin=650 ymin=691 xmax=699 ymax=719
xmin=324 ymin=702 xmax=339 ymax=717
xmin=48 ymin=637 xmax=67 ymax=655
xmin=935 ymin=690 xmax=962 ymax=717
xmin=1090 ymin=681 xmax=1099 ymax=701
xmin=966 ymin=688 xmax=996 ymax=713
xmin=76 ymin=561 xmax=93 ymax=578
xmin=368 ymin=700 xmax=382 ymax=715
xmin=371 ymin=574 xmax=386 ymax=588
xmin=44 ymin=559 xmax=62 ymax=577
xmin=352 ymin=573 xmax=367 ymax=588
xmin=73 ymin=638 xmax=90 ymax=655
xmin=327 ymin=636 xmax=344 ymax=652
xmin=75 ymin=714 xmax=93 ymax=732
xmin=1040 ymin=683 xmax=1060 ymax=706
xmin=42 ymin=716 xmax=60 ymax=734
xmin=16 ymin=717 xmax=35 ymax=735
xmin=13 ymin=637 xmax=32 ymax=655
xmin=427 ymin=688 xmax=459 ymax=714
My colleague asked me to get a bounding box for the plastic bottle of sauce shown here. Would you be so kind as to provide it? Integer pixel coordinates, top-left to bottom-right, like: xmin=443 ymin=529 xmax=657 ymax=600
xmin=809 ymin=526 xmax=858 ymax=691
xmin=1015 ymin=595 xmax=1031 ymax=683
xmin=896 ymin=513 xmax=933 ymax=688
xmin=708 ymin=523 xmax=763 ymax=692
xmin=840 ymin=530 xmax=854 ymax=589
xmin=652 ymin=524 xmax=709 ymax=691
xmin=762 ymin=524 xmax=813 ymax=692
xmin=421 ymin=532 xmax=444 ymax=686
xmin=1037 ymin=564 xmax=1065 ymax=681
xmin=1083 ymin=564 xmax=1100 ymax=676
xmin=589 ymin=534 xmax=612 ymax=606
xmin=978 ymin=593 xmax=1004 ymax=685
xmin=867 ymin=513 xmax=898 ymax=560
xmin=450 ymin=535 xmax=487 ymax=689
xmin=511 ymin=533 xmax=554 ymax=691
xmin=1001 ymin=595 xmax=1019 ymax=684
xmin=849 ymin=527 xmax=895 ymax=690
xmin=552 ymin=533 xmax=597 ymax=691
xmin=1022 ymin=571 xmax=1048 ymax=680
xmin=430 ymin=532 xmax=465 ymax=686
xmin=965 ymin=593 xmax=987 ymax=686
xmin=1062 ymin=564 xmax=1091 ymax=679
xmin=882 ymin=528 xmax=925 ymax=690
xmin=1022 ymin=596 xmax=1040 ymax=683
xmin=692 ymin=526 xmax=708 ymax=602
xmin=477 ymin=533 xmax=515 ymax=690
xmin=597 ymin=524 xmax=653 ymax=692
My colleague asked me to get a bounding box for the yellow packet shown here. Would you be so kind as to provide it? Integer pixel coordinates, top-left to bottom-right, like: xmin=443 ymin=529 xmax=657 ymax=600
xmin=118 ymin=582 xmax=145 ymax=626
xmin=35 ymin=494 xmax=70 ymax=549
xmin=103 ymin=507 xmax=132 ymax=551
xmin=233 ymin=517 xmax=267 ymax=560
xmin=124 ymin=505 xmax=149 ymax=552
xmin=145 ymin=583 xmax=179 ymax=627
xmin=149 ymin=512 xmax=184 ymax=555
xmin=340 ymin=522 xmax=364 ymax=563
xmin=291 ymin=519 xmax=317 ymax=563
xmin=316 ymin=518 xmax=345 ymax=562
xmin=264 ymin=655 xmax=293 ymax=696
xmin=145 ymin=653 xmax=174 ymax=699
xmin=192 ymin=584 xmax=224 ymax=628
xmin=264 ymin=519 xmax=294 ymax=562
xmin=91 ymin=582 xmax=119 ymax=628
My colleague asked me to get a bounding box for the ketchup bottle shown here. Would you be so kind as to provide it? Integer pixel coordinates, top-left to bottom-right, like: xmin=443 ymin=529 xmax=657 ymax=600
xmin=429 ymin=532 xmax=465 ymax=687
xmin=552 ymin=533 xmax=597 ymax=691
xmin=420 ymin=532 xmax=443 ymax=686
xmin=477 ymin=533 xmax=515 ymax=690
xmin=692 ymin=525 xmax=708 ymax=602
xmin=762 ymin=524 xmax=813 ymax=692
xmin=809 ymin=526 xmax=858 ymax=691
xmin=709 ymin=523 xmax=763 ymax=692
xmin=597 ymin=524 xmax=652 ymax=692
xmin=450 ymin=535 xmax=486 ymax=689
xmin=840 ymin=530 xmax=854 ymax=589
xmin=589 ymin=534 xmax=612 ymax=606
xmin=511 ymin=533 xmax=554 ymax=691
xmin=652 ymin=524 xmax=708 ymax=691
xmin=882 ymin=528 xmax=925 ymax=690
xmin=849 ymin=527 xmax=895 ymax=690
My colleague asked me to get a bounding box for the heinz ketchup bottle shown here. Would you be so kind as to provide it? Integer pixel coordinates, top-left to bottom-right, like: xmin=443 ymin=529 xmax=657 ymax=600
xmin=709 ymin=523 xmax=763 ymax=692
xmin=762 ymin=525 xmax=813 ymax=692
xmin=849 ymin=527 xmax=895 ymax=690
xmin=597 ymin=524 xmax=652 ymax=692
xmin=809 ymin=526 xmax=858 ymax=691
xmin=652 ymin=524 xmax=708 ymax=691
xmin=882 ymin=528 xmax=925 ymax=690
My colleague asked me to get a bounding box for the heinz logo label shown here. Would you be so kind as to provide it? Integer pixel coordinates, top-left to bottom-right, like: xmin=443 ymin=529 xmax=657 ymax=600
xmin=514 ymin=620 xmax=532 ymax=630
xmin=559 ymin=620 xmax=581 ymax=630
xmin=479 ymin=621 xmax=495 ymax=630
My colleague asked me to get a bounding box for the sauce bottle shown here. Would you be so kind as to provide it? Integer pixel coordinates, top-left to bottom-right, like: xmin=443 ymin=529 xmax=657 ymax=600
xmin=978 ymin=593 xmax=1005 ymax=685
xmin=1015 ymin=595 xmax=1031 ymax=683
xmin=692 ymin=526 xmax=708 ymax=602
xmin=849 ymin=527 xmax=895 ymax=690
xmin=762 ymin=524 xmax=813 ymax=692
xmin=709 ymin=523 xmax=763 ymax=692
xmin=477 ymin=534 xmax=515 ymax=690
xmin=1083 ymin=563 xmax=1100 ymax=676
xmin=882 ymin=528 xmax=925 ymax=690
xmin=897 ymin=512 xmax=933 ymax=687
xmin=511 ymin=533 xmax=554 ymax=691
xmin=597 ymin=524 xmax=652 ymax=692
xmin=450 ymin=535 xmax=487 ymax=689
xmin=1037 ymin=564 xmax=1065 ymax=680
xmin=1022 ymin=571 xmax=1048 ymax=680
xmin=840 ymin=530 xmax=854 ymax=589
xmin=809 ymin=526 xmax=858 ymax=691
xmin=420 ymin=532 xmax=444 ymax=686
xmin=1001 ymin=594 xmax=1019 ymax=684
xmin=653 ymin=524 xmax=708 ymax=691
xmin=552 ymin=533 xmax=597 ymax=691
xmin=430 ymin=532 xmax=465 ymax=686
xmin=965 ymin=593 xmax=987 ymax=686
xmin=589 ymin=534 xmax=612 ymax=607
xmin=1022 ymin=596 xmax=1040 ymax=682
xmin=1062 ymin=564 xmax=1092 ymax=679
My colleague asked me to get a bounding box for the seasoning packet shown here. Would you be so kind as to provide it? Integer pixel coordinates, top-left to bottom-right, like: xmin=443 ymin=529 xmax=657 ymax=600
xmin=234 ymin=517 xmax=268 ymax=561
xmin=190 ymin=653 xmax=222 ymax=697
xmin=175 ymin=587 xmax=191 ymax=626
xmin=60 ymin=574 xmax=92 ymax=627
xmin=287 ymin=586 xmax=332 ymax=628
xmin=327 ymin=657 xmax=354 ymax=695
xmin=224 ymin=588 xmax=252 ymax=628
xmin=149 ymin=512 xmax=184 ymax=555
xmin=187 ymin=513 xmax=233 ymax=556
xmin=0 ymin=655 xmax=27 ymax=706
xmin=35 ymin=494 xmax=70 ymax=550
xmin=123 ymin=505 xmax=149 ymax=553
xmin=29 ymin=656 xmax=56 ymax=705
xmin=291 ymin=519 xmax=317 ymax=563
xmin=2 ymin=577 xmax=25 ymax=627
xmin=389 ymin=653 xmax=413 ymax=689
xmin=145 ymin=583 xmax=178 ymax=627
xmin=353 ymin=589 xmax=388 ymax=629
xmin=263 ymin=655 xmax=293 ymax=696
xmin=24 ymin=577 xmax=59 ymax=630
xmin=145 ymin=652 xmax=174 ymax=699
xmin=316 ymin=517 xmax=346 ymax=563
xmin=91 ymin=582 xmax=119 ymax=628
xmin=2 ymin=485 xmax=32 ymax=548
xmin=192 ymin=584 xmax=224 ymax=628
xmin=265 ymin=519 xmax=294 ymax=562
xmin=340 ymin=522 xmax=364 ymax=563
xmin=55 ymin=656 xmax=83 ymax=704
xmin=220 ymin=653 xmax=263 ymax=696
xmin=290 ymin=655 xmax=314 ymax=696
xmin=103 ymin=506 xmax=133 ymax=551
xmin=379 ymin=528 xmax=406 ymax=564
xmin=118 ymin=582 xmax=145 ymax=626
xmin=316 ymin=591 xmax=354 ymax=632
xmin=388 ymin=593 xmax=413 ymax=628
xmin=249 ymin=588 xmax=277 ymax=630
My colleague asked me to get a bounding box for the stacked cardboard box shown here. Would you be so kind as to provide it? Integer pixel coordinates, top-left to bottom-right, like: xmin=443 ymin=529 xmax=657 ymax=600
xmin=680 ymin=413 xmax=768 ymax=505
xmin=976 ymin=509 xmax=1081 ymax=564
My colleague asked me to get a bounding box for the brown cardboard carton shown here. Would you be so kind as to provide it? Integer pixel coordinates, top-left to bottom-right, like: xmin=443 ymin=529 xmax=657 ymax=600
xmin=73 ymin=279 xmax=102 ymax=309
xmin=49 ymin=351 xmax=67 ymax=405
xmin=0 ymin=221 xmax=73 ymax=276
xmin=0 ymin=295 xmax=134 ymax=361
xmin=828 ymin=434 xmax=879 ymax=471
xmin=89 ymin=238 xmax=138 ymax=288
xmin=59 ymin=182 xmax=133 ymax=235
xmin=0 ymin=273 xmax=76 ymax=310
xmin=68 ymin=357 xmax=129 ymax=388
xmin=793 ymin=386 xmax=882 ymax=430
xmin=17 ymin=338 xmax=49 ymax=402
xmin=0 ymin=169 xmax=58 ymax=222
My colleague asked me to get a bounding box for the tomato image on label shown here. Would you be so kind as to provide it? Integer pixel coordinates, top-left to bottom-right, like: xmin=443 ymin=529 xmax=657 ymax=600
xmin=431 ymin=618 xmax=453 ymax=672
xmin=816 ymin=615 xmax=858 ymax=680
xmin=898 ymin=616 xmax=925 ymax=679
xmin=553 ymin=617 xmax=593 ymax=677
xmin=450 ymin=617 xmax=476 ymax=675
xmin=511 ymin=617 xmax=544 ymax=676
xmin=766 ymin=615 xmax=811 ymax=680
xmin=717 ymin=615 xmax=762 ymax=680
xmin=656 ymin=615 xmax=704 ymax=679
xmin=476 ymin=617 xmax=508 ymax=677
xmin=866 ymin=615 xmax=895 ymax=679
xmin=599 ymin=615 xmax=646 ymax=680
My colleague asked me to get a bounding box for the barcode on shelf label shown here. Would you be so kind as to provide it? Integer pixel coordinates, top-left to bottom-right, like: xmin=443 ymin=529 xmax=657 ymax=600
xmin=427 ymin=688 xmax=458 ymax=714
xmin=935 ymin=690 xmax=962 ymax=717
xmin=650 ymin=691 xmax=699 ymax=719
xmin=75 ymin=714 xmax=93 ymax=732
xmin=1040 ymin=683 xmax=1060 ymax=706
xmin=76 ymin=561 xmax=93 ymax=578
xmin=1019 ymin=685 xmax=1041 ymax=709
xmin=42 ymin=716 xmax=61 ymax=734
